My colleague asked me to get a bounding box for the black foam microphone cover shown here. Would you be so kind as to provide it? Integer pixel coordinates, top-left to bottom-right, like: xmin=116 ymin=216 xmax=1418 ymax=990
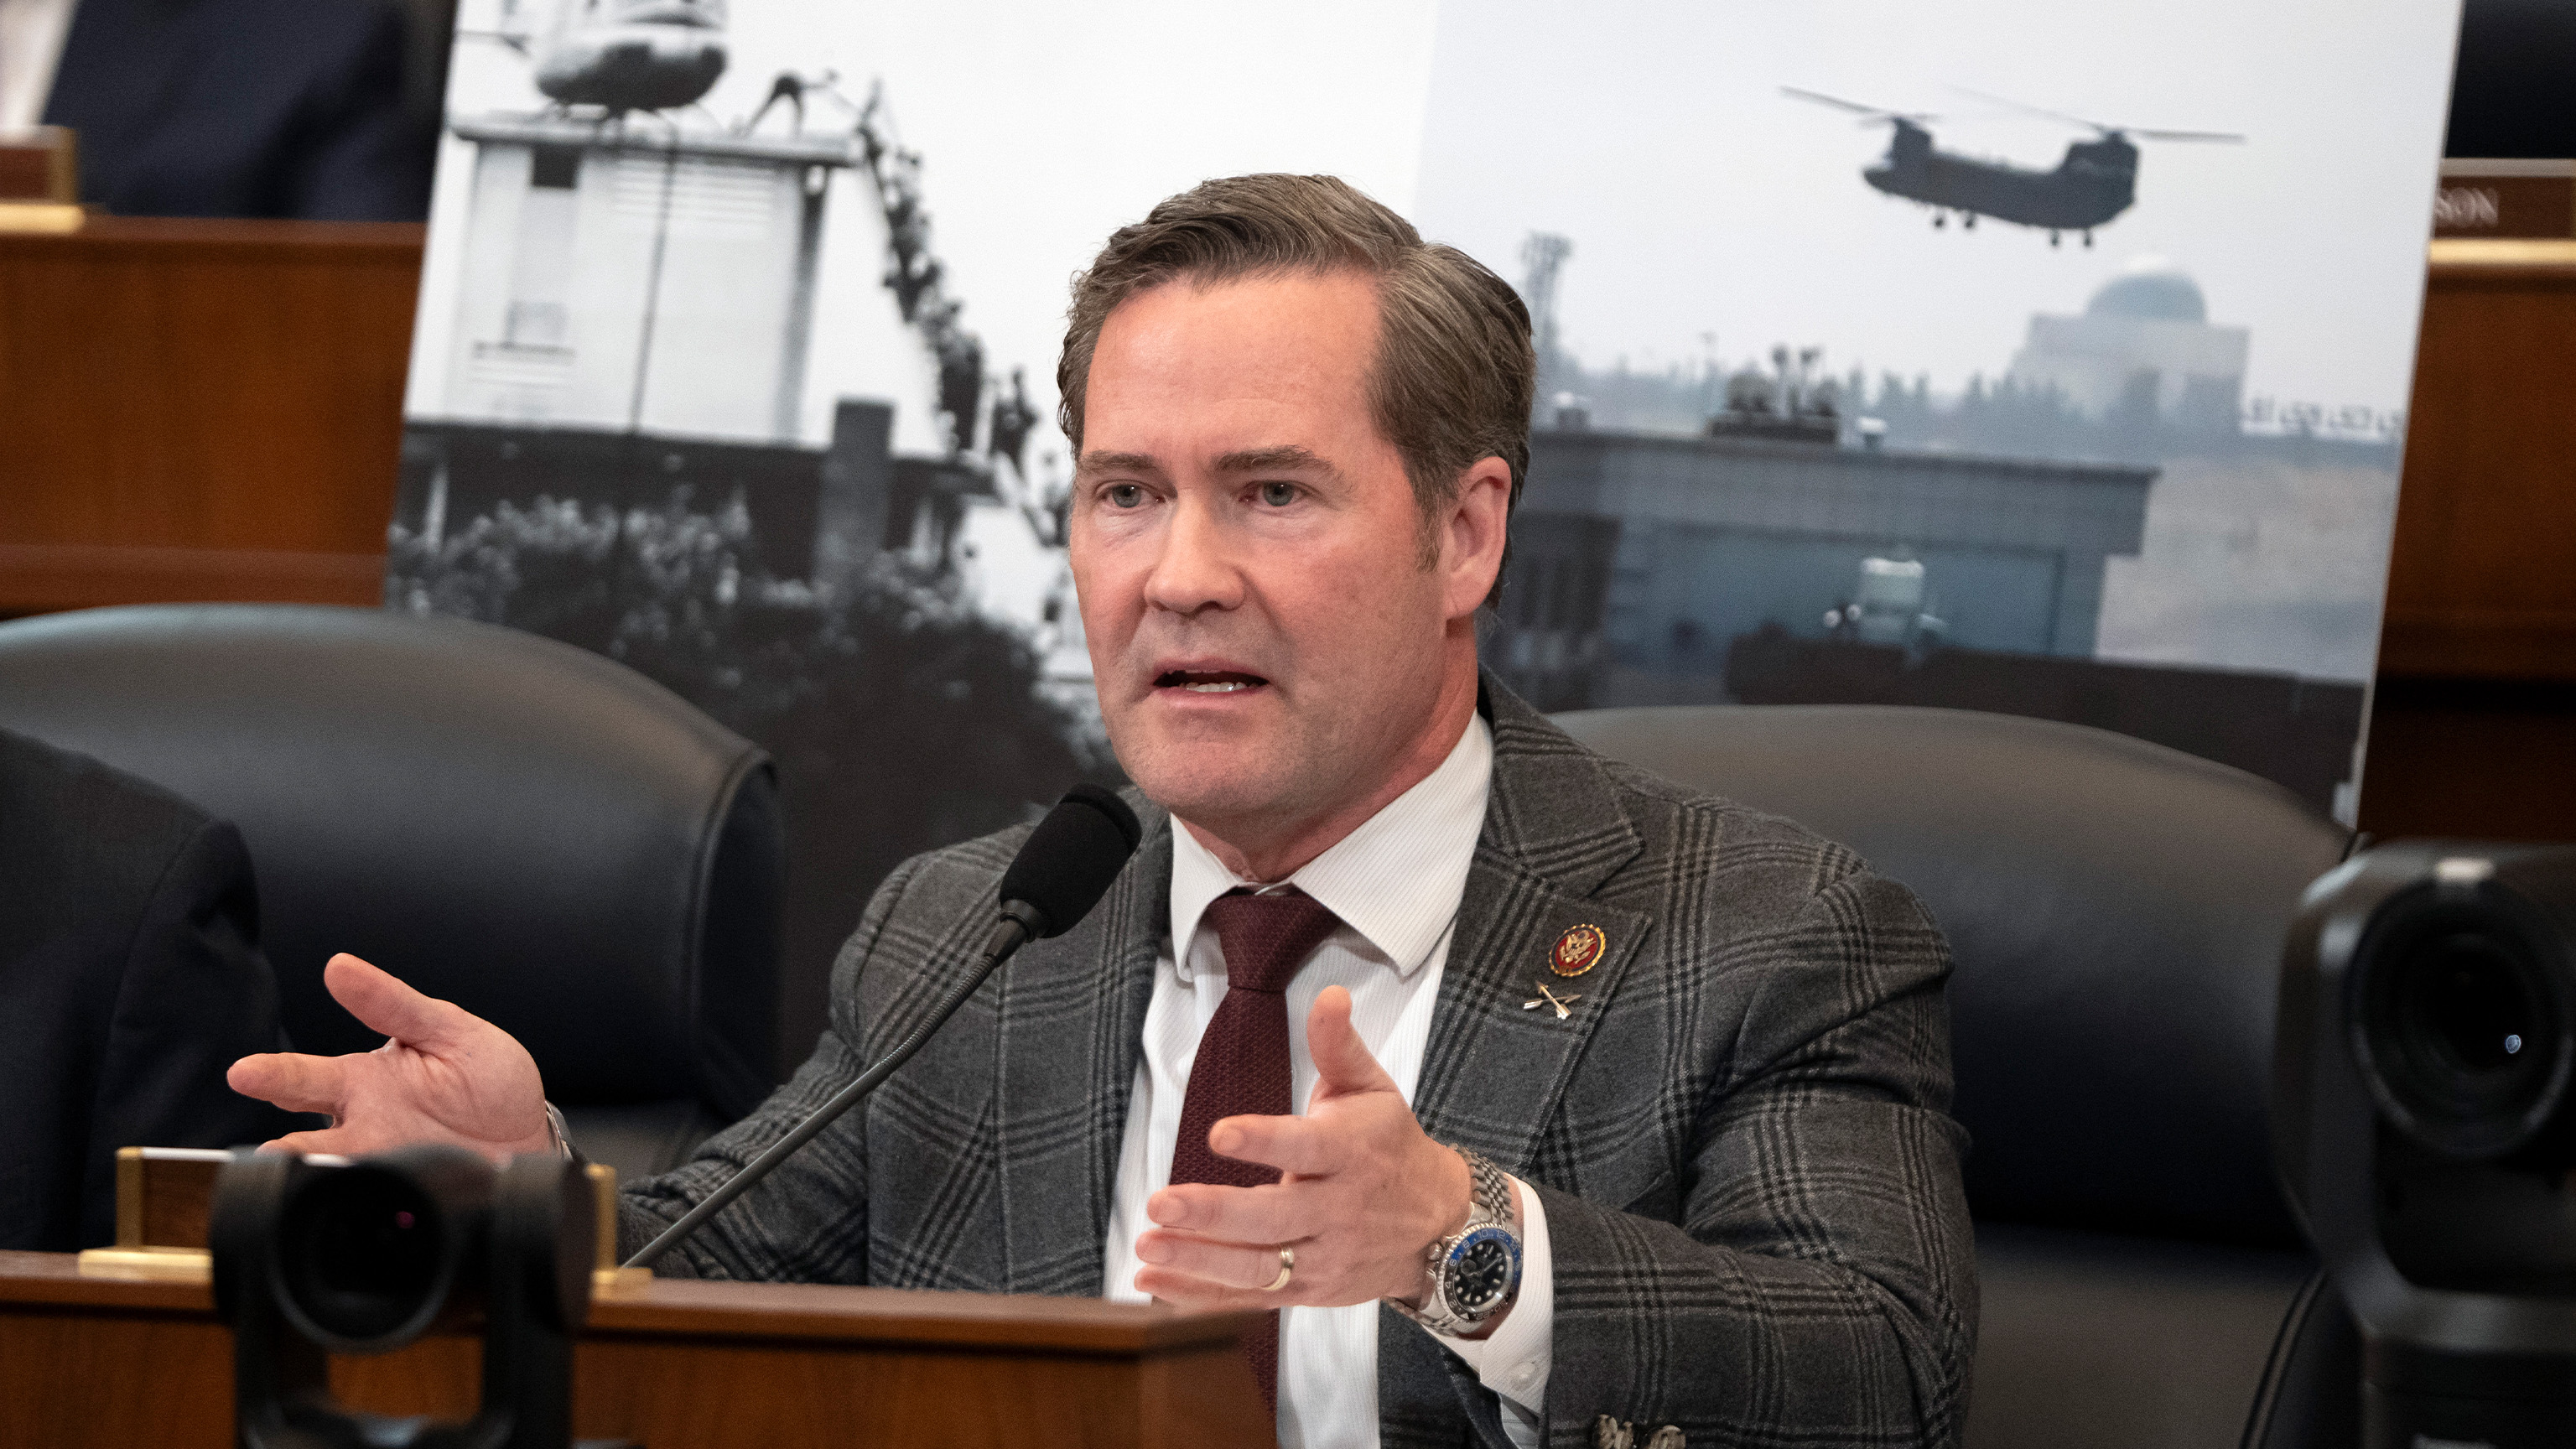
xmin=1000 ymin=783 xmax=1144 ymax=937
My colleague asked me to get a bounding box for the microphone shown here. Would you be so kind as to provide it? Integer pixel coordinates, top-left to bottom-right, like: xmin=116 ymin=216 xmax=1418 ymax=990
xmin=625 ymin=783 xmax=1142 ymax=1270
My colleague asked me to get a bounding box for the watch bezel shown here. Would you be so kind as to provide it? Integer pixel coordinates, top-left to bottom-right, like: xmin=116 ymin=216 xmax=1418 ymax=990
xmin=1439 ymin=1222 xmax=1524 ymax=1320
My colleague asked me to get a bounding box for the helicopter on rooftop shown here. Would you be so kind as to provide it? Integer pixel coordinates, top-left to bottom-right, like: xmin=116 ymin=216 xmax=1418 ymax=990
xmin=482 ymin=0 xmax=730 ymax=114
xmin=1783 ymin=86 xmax=2242 ymax=247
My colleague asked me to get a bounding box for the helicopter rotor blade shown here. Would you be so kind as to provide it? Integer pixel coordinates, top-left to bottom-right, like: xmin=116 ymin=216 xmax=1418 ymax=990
xmin=1780 ymin=86 xmax=1935 ymax=124
xmin=1948 ymin=86 xmax=2113 ymax=134
xmin=2123 ymin=127 xmax=2246 ymax=143
xmin=1950 ymin=86 xmax=2242 ymax=143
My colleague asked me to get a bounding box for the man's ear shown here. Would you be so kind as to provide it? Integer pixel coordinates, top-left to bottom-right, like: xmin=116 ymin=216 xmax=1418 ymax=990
xmin=1441 ymin=457 xmax=1513 ymax=621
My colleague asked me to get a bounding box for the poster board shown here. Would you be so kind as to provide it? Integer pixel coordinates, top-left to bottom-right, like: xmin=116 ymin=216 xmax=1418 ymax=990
xmin=392 ymin=0 xmax=2461 ymax=1062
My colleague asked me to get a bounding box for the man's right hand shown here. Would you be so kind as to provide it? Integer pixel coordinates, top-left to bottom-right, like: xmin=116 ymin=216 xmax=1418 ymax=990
xmin=226 ymin=953 xmax=553 ymax=1163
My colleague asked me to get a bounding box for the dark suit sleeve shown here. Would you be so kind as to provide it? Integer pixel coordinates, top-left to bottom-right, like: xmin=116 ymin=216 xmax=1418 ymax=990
xmin=78 ymin=820 xmax=301 ymax=1248
xmin=1537 ymin=864 xmax=1976 ymax=1449
xmin=278 ymin=0 xmax=431 ymax=221
xmin=615 ymin=854 xmax=925 ymax=1280
xmin=42 ymin=0 xmax=429 ymax=221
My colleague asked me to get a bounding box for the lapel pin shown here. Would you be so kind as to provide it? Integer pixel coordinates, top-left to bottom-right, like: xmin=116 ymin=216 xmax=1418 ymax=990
xmin=1549 ymin=922 xmax=1607 ymax=979
xmin=1521 ymin=980 xmax=1581 ymax=1020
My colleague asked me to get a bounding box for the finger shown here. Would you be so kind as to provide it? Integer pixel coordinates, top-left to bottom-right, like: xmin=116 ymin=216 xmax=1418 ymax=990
xmin=1207 ymin=1110 xmax=1340 ymax=1177
xmin=258 ymin=1129 xmax=351 ymax=1156
xmin=1134 ymin=1259 xmax=1312 ymax=1313
xmin=324 ymin=953 xmax=469 ymax=1048
xmin=227 ymin=1052 xmax=349 ymax=1115
xmin=1132 ymin=1265 xmax=1289 ymax=1314
xmin=1133 ymin=1228 xmax=1298 ymax=1291
xmin=1306 ymin=985 xmax=1398 ymax=1098
xmin=261 ymin=1120 xmax=483 ymax=1162
xmin=1146 ymin=1179 xmax=1322 ymax=1243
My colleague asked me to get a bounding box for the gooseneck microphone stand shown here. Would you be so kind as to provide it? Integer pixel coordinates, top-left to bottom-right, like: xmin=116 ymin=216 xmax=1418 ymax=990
xmin=623 ymin=782 xmax=1141 ymax=1271
xmin=624 ymin=904 xmax=1041 ymax=1270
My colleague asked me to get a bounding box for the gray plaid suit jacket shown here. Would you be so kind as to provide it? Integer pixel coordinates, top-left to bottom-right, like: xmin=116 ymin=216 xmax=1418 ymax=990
xmin=621 ymin=678 xmax=1976 ymax=1448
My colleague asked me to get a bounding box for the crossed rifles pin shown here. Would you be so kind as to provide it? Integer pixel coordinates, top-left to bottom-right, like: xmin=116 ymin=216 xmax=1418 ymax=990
xmin=1522 ymin=922 xmax=1606 ymax=1020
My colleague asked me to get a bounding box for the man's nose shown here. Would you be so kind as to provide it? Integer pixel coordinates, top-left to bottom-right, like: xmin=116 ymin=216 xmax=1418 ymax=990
xmin=1142 ymin=495 xmax=1245 ymax=616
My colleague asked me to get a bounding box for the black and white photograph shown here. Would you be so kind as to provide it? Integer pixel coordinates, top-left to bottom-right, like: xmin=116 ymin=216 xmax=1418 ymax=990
xmin=391 ymin=0 xmax=1441 ymax=1052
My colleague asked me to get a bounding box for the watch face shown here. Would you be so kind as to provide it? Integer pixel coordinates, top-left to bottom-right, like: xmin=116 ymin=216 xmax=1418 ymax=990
xmin=1443 ymin=1225 xmax=1522 ymax=1316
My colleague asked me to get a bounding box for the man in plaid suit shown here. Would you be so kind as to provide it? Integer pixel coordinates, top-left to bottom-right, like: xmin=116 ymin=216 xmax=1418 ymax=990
xmin=234 ymin=174 xmax=1975 ymax=1447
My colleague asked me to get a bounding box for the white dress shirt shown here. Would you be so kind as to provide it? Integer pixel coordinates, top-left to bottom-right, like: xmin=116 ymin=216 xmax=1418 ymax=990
xmin=0 ymin=0 xmax=77 ymax=132
xmin=1103 ymin=714 xmax=1554 ymax=1449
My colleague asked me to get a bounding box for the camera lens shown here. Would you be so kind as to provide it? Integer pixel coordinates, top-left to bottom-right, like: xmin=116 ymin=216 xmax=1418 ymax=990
xmin=2410 ymin=937 xmax=2535 ymax=1074
xmin=2355 ymin=899 xmax=2572 ymax=1159
xmin=275 ymin=1166 xmax=451 ymax=1348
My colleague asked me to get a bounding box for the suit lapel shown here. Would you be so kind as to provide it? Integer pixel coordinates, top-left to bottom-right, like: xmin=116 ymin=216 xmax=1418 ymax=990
xmin=1413 ymin=680 xmax=1648 ymax=1179
xmin=1413 ymin=849 xmax=1651 ymax=1176
xmin=993 ymin=811 xmax=1169 ymax=1296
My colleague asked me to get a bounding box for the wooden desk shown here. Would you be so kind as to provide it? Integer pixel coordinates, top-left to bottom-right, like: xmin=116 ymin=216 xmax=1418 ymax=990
xmin=0 ymin=1251 xmax=1273 ymax=1448
xmin=0 ymin=218 xmax=419 ymax=615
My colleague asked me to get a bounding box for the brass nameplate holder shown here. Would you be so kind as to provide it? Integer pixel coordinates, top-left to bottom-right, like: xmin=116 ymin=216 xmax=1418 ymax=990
xmin=75 ymin=1146 xmax=229 ymax=1280
xmin=588 ymin=1161 xmax=652 ymax=1295
xmin=0 ymin=125 xmax=86 ymax=234
xmin=0 ymin=203 xmax=84 ymax=234
xmin=75 ymin=1147 xmax=646 ymax=1295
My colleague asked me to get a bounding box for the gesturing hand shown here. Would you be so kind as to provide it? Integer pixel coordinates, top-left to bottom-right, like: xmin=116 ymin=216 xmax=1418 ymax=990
xmin=226 ymin=953 xmax=553 ymax=1163
xmin=1134 ymin=984 xmax=1505 ymax=1317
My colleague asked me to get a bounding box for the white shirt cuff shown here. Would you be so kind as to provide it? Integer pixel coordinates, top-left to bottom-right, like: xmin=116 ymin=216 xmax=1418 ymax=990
xmin=1427 ymin=1174 xmax=1551 ymax=1438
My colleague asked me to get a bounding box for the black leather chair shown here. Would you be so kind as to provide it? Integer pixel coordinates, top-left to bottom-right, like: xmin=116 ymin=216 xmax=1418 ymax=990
xmin=0 ymin=605 xmax=782 ymax=1182
xmin=1554 ymin=704 xmax=2360 ymax=1449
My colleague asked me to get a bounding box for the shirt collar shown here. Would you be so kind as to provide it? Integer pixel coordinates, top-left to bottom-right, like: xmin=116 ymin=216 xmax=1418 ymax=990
xmin=1167 ymin=713 xmax=1493 ymax=982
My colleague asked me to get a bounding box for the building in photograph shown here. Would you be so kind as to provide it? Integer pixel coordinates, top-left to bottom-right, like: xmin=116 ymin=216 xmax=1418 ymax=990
xmin=401 ymin=47 xmax=1078 ymax=660
xmin=434 ymin=117 xmax=851 ymax=442
xmin=2007 ymin=255 xmax=2251 ymax=427
xmin=1486 ymin=423 xmax=2156 ymax=710
xmin=1482 ymin=419 xmax=2367 ymax=813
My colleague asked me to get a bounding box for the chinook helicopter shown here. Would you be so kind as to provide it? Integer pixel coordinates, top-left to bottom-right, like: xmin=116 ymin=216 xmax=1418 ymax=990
xmin=1782 ymin=86 xmax=2241 ymax=247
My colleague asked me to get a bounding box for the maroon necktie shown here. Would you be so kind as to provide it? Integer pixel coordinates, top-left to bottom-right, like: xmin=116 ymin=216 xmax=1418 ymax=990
xmin=1170 ymin=887 xmax=1342 ymax=1415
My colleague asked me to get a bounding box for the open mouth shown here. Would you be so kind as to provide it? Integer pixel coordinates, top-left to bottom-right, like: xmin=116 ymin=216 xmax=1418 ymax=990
xmin=1155 ymin=668 xmax=1269 ymax=695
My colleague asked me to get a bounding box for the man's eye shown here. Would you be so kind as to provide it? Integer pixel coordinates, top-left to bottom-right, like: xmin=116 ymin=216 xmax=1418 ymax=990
xmin=1105 ymin=483 xmax=1146 ymax=509
xmin=1257 ymin=481 xmax=1297 ymax=507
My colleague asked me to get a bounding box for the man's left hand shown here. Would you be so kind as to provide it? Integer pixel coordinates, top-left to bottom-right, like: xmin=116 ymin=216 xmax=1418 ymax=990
xmin=1134 ymin=984 xmax=1480 ymax=1312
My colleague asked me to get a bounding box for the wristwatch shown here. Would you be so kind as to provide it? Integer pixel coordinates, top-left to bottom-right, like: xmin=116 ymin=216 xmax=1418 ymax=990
xmin=1395 ymin=1144 xmax=1523 ymax=1335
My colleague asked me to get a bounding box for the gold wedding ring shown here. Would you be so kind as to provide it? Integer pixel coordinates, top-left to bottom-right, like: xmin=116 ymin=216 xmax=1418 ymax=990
xmin=1264 ymin=1245 xmax=1295 ymax=1292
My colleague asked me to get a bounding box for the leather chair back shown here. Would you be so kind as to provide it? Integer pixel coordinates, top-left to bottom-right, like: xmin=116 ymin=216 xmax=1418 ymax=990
xmin=1554 ymin=704 xmax=2355 ymax=1449
xmin=0 ymin=605 xmax=782 ymax=1166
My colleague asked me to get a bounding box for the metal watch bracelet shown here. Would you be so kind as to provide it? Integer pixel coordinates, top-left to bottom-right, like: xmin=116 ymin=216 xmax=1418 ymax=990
xmin=1460 ymin=1145 xmax=1514 ymax=1227
xmin=1395 ymin=1144 xmax=1519 ymax=1336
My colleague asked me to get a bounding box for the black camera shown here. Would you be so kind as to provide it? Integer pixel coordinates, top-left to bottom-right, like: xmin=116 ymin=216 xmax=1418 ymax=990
xmin=2275 ymin=842 xmax=2576 ymax=1448
xmin=210 ymin=1145 xmax=605 ymax=1449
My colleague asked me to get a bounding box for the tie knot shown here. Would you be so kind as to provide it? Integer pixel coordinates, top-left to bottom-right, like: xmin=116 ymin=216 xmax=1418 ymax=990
xmin=1201 ymin=888 xmax=1340 ymax=994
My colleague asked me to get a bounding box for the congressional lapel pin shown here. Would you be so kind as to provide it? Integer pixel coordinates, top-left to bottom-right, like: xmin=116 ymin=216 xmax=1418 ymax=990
xmin=1522 ymin=980 xmax=1581 ymax=1020
xmin=1548 ymin=922 xmax=1607 ymax=979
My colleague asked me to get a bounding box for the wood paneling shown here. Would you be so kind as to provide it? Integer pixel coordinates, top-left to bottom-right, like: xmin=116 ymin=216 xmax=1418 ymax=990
xmin=2377 ymin=241 xmax=2576 ymax=682
xmin=0 ymin=543 xmax=382 ymax=610
xmin=0 ymin=1250 xmax=1275 ymax=1449
xmin=0 ymin=218 xmax=419 ymax=614
xmin=2359 ymin=239 xmax=2576 ymax=842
